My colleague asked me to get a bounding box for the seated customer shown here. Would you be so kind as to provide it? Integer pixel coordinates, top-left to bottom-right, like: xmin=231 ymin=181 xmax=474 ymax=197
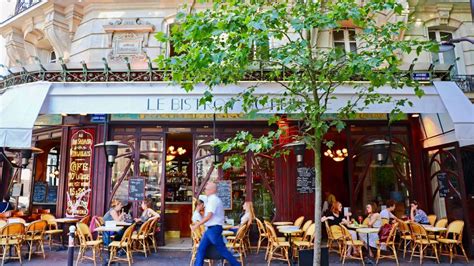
xmin=135 ymin=198 xmax=160 ymax=223
xmin=321 ymin=201 xmax=351 ymax=226
xmin=230 ymin=201 xmax=255 ymax=233
xmin=380 ymin=199 xmax=402 ymax=223
xmin=358 ymin=203 xmax=382 ymax=257
xmin=192 ymin=199 xmax=205 ymax=224
xmin=103 ymin=200 xmax=125 ymax=246
xmin=410 ymin=200 xmax=429 ymax=224
xmin=0 ymin=196 xmax=13 ymax=213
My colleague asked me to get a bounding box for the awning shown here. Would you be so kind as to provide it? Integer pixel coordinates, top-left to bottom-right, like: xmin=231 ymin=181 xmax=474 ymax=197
xmin=0 ymin=82 xmax=51 ymax=148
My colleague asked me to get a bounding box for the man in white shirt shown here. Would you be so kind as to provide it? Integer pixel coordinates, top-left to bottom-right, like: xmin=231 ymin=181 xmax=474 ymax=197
xmin=380 ymin=199 xmax=401 ymax=223
xmin=191 ymin=182 xmax=239 ymax=266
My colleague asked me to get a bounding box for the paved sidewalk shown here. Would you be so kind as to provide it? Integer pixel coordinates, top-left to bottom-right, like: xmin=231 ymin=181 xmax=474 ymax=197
xmin=2 ymin=248 xmax=471 ymax=265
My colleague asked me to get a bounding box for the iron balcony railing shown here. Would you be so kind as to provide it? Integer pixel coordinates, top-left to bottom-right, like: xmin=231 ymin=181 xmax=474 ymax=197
xmin=452 ymin=75 xmax=474 ymax=93
xmin=14 ymin=0 xmax=42 ymax=16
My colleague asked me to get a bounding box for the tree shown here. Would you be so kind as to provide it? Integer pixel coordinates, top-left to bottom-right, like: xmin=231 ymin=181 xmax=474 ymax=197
xmin=155 ymin=0 xmax=436 ymax=264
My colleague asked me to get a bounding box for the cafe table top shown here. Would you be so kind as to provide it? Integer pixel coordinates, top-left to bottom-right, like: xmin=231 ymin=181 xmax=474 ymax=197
xmin=422 ymin=224 xmax=447 ymax=232
xmin=54 ymin=218 xmax=80 ymax=223
xmin=273 ymin=221 xmax=293 ymax=226
xmin=278 ymin=227 xmax=302 ymax=235
xmin=223 ymin=224 xmax=233 ymax=230
xmin=115 ymin=221 xmax=132 ymax=226
xmin=355 ymin=227 xmax=379 ymax=234
xmin=347 ymin=224 xmax=368 ymax=230
xmin=94 ymin=226 xmax=124 ymax=232
xmin=222 ymin=230 xmax=234 ymax=236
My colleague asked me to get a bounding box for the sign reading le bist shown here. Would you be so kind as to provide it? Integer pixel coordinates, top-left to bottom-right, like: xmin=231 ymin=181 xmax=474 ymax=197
xmin=66 ymin=129 xmax=95 ymax=217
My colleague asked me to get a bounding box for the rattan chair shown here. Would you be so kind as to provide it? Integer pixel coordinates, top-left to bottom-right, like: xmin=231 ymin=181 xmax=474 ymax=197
xmin=381 ymin=218 xmax=389 ymax=226
xmin=294 ymin=220 xmax=313 ymax=240
xmin=0 ymin=223 xmax=25 ymax=266
xmin=255 ymin=218 xmax=268 ymax=254
xmin=189 ymin=224 xmax=202 ymax=266
xmin=427 ymin=214 xmax=437 ymax=226
xmin=0 ymin=221 xmax=5 ymax=229
xmin=325 ymin=221 xmax=343 ymax=255
xmin=340 ymin=224 xmax=365 ymax=265
xmin=7 ymin=217 xmax=26 ymax=224
xmin=375 ymin=223 xmax=399 ymax=265
xmin=41 ymin=214 xmax=63 ymax=250
xmin=397 ymin=221 xmax=412 ymax=258
xmin=293 ymin=216 xmax=305 ymax=228
xmin=428 ymin=218 xmax=448 ymax=240
xmin=75 ymin=222 xmax=102 ymax=266
xmin=147 ymin=217 xmax=159 ymax=253
xmin=438 ymin=220 xmax=469 ymax=263
xmin=131 ymin=218 xmax=153 ymax=257
xmin=409 ymin=222 xmax=439 ymax=264
xmin=24 ymin=220 xmax=48 ymax=261
xmin=108 ymin=223 xmax=136 ymax=266
xmin=292 ymin=223 xmax=315 ymax=258
xmin=264 ymin=221 xmax=290 ymax=265
xmin=79 ymin=216 xmax=90 ymax=226
xmin=225 ymin=224 xmax=246 ymax=265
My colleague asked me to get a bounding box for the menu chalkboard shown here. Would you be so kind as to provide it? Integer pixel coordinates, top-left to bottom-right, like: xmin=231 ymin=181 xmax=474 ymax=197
xmin=129 ymin=177 xmax=145 ymax=201
xmin=437 ymin=173 xmax=449 ymax=198
xmin=47 ymin=186 xmax=58 ymax=203
xmin=33 ymin=182 xmax=47 ymax=202
xmin=216 ymin=180 xmax=232 ymax=210
xmin=296 ymin=167 xmax=315 ymax=194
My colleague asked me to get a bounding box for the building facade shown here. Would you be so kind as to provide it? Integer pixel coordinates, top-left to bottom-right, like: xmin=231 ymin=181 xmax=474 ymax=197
xmin=0 ymin=0 xmax=473 ymax=253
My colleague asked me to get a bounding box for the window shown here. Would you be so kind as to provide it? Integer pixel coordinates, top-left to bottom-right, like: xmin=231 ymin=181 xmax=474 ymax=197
xmin=168 ymin=24 xmax=184 ymax=57
xmin=333 ymin=28 xmax=357 ymax=53
xmin=49 ymin=51 xmax=56 ymax=63
xmin=428 ymin=30 xmax=458 ymax=75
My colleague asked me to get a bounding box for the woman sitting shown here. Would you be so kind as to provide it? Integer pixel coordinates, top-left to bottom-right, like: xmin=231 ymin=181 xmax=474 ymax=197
xmin=103 ymin=200 xmax=125 ymax=246
xmin=321 ymin=201 xmax=358 ymax=256
xmin=410 ymin=200 xmax=429 ymax=224
xmin=134 ymin=198 xmax=160 ymax=223
xmin=358 ymin=203 xmax=382 ymax=257
xmin=230 ymin=201 xmax=255 ymax=233
xmin=191 ymin=199 xmax=205 ymax=224
xmin=380 ymin=199 xmax=402 ymax=223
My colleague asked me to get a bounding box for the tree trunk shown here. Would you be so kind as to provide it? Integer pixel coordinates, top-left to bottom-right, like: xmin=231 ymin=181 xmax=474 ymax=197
xmin=313 ymin=139 xmax=323 ymax=265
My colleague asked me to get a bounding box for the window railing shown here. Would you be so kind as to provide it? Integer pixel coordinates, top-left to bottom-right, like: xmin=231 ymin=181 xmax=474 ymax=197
xmin=452 ymin=75 xmax=474 ymax=93
xmin=14 ymin=0 xmax=42 ymax=16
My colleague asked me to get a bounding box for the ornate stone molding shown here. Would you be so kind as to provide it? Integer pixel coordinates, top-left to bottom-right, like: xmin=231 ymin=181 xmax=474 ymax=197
xmin=103 ymin=18 xmax=155 ymax=63
xmin=436 ymin=4 xmax=453 ymax=25
xmin=43 ymin=5 xmax=71 ymax=60
xmin=3 ymin=28 xmax=29 ymax=66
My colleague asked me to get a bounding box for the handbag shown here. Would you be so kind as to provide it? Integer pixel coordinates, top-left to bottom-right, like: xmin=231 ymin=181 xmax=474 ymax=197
xmin=378 ymin=223 xmax=392 ymax=242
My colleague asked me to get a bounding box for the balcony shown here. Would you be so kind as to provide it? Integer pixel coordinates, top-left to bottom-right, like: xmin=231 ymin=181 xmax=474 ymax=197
xmin=14 ymin=0 xmax=42 ymax=16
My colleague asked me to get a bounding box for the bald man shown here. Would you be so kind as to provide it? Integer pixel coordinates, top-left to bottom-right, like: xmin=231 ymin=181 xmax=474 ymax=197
xmin=191 ymin=182 xmax=239 ymax=266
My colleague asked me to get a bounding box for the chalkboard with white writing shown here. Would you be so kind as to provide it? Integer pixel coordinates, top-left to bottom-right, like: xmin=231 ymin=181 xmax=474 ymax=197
xmin=216 ymin=180 xmax=232 ymax=210
xmin=47 ymin=186 xmax=58 ymax=203
xmin=33 ymin=182 xmax=47 ymax=202
xmin=129 ymin=177 xmax=145 ymax=201
xmin=296 ymin=167 xmax=315 ymax=194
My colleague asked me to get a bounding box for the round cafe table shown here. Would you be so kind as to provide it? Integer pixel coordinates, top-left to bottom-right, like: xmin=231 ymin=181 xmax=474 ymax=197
xmin=222 ymin=230 xmax=234 ymax=237
xmin=273 ymin=221 xmax=293 ymax=226
xmin=356 ymin=227 xmax=379 ymax=264
xmin=223 ymin=224 xmax=233 ymax=230
xmin=54 ymin=218 xmax=80 ymax=250
xmin=278 ymin=226 xmax=302 ymax=265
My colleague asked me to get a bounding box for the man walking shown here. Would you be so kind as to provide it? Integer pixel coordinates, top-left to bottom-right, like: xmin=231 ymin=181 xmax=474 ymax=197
xmin=191 ymin=182 xmax=240 ymax=266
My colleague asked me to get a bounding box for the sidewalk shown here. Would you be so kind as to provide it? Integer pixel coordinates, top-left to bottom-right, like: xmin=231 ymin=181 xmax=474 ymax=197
xmin=2 ymin=248 xmax=471 ymax=265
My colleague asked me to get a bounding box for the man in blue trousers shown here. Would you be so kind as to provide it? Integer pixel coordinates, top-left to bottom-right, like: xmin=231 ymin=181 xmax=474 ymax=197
xmin=191 ymin=182 xmax=240 ymax=266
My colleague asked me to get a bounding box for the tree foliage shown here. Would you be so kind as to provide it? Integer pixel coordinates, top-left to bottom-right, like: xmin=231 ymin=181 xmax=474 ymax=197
xmin=155 ymin=0 xmax=436 ymax=263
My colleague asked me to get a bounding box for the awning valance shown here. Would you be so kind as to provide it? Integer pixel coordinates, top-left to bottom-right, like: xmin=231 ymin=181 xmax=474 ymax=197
xmin=0 ymin=82 xmax=51 ymax=148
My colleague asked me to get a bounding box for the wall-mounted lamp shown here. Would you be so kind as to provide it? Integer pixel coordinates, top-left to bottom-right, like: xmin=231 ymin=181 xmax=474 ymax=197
xmin=283 ymin=141 xmax=306 ymax=167
xmin=5 ymin=147 xmax=44 ymax=168
xmin=198 ymin=140 xmax=224 ymax=164
xmin=439 ymin=37 xmax=474 ymax=52
xmin=95 ymin=141 xmax=128 ymax=167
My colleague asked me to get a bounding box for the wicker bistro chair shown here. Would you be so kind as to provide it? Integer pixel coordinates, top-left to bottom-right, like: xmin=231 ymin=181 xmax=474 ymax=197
xmin=428 ymin=218 xmax=448 ymax=240
xmin=340 ymin=224 xmax=365 ymax=265
xmin=397 ymin=221 xmax=413 ymax=258
xmin=79 ymin=216 xmax=91 ymax=226
xmin=427 ymin=214 xmax=437 ymax=226
xmin=108 ymin=223 xmax=136 ymax=266
xmin=41 ymin=214 xmax=63 ymax=250
xmin=131 ymin=218 xmax=153 ymax=257
xmin=189 ymin=224 xmax=202 ymax=266
xmin=0 ymin=223 xmax=25 ymax=266
xmin=325 ymin=221 xmax=343 ymax=255
xmin=0 ymin=221 xmax=5 ymax=229
xmin=375 ymin=223 xmax=399 ymax=265
xmin=75 ymin=222 xmax=103 ymax=266
xmin=381 ymin=218 xmax=389 ymax=226
xmin=437 ymin=220 xmax=469 ymax=263
xmin=293 ymin=216 xmax=305 ymax=228
xmin=409 ymin=222 xmax=440 ymax=264
xmin=294 ymin=220 xmax=313 ymax=240
xmin=225 ymin=223 xmax=246 ymax=265
xmin=292 ymin=223 xmax=315 ymax=258
xmin=255 ymin=218 xmax=268 ymax=254
xmin=146 ymin=217 xmax=159 ymax=253
xmin=24 ymin=220 xmax=48 ymax=261
xmin=264 ymin=221 xmax=290 ymax=265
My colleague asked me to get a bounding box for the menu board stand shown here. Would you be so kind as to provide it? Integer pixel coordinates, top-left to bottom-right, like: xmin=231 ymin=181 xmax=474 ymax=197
xmin=129 ymin=177 xmax=146 ymax=201
xmin=296 ymin=167 xmax=315 ymax=194
xmin=216 ymin=180 xmax=232 ymax=210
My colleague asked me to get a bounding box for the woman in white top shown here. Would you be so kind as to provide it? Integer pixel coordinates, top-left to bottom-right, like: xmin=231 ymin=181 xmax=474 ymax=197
xmin=358 ymin=203 xmax=382 ymax=257
xmin=230 ymin=201 xmax=255 ymax=233
xmin=192 ymin=199 xmax=205 ymax=223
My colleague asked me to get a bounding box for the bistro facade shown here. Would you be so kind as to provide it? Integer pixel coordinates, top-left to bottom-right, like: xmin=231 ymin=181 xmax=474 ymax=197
xmin=1 ymin=0 xmax=474 ymax=255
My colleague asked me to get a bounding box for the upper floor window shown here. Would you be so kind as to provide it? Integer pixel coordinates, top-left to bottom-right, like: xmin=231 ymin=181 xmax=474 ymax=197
xmin=49 ymin=51 xmax=56 ymax=63
xmin=428 ymin=30 xmax=458 ymax=75
xmin=333 ymin=28 xmax=357 ymax=53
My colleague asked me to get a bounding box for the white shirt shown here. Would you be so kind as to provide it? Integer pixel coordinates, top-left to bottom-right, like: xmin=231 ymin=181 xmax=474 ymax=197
xmin=380 ymin=208 xmax=395 ymax=220
xmin=192 ymin=210 xmax=203 ymax=223
xmin=240 ymin=212 xmax=250 ymax=225
xmin=204 ymin=194 xmax=225 ymax=227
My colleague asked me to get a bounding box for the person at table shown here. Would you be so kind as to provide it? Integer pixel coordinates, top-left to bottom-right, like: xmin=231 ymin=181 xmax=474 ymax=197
xmin=135 ymin=198 xmax=160 ymax=223
xmin=322 ymin=191 xmax=337 ymax=212
xmin=103 ymin=200 xmax=125 ymax=246
xmin=358 ymin=203 xmax=382 ymax=257
xmin=229 ymin=201 xmax=255 ymax=233
xmin=410 ymin=200 xmax=429 ymax=224
xmin=192 ymin=199 xmax=205 ymax=223
xmin=380 ymin=199 xmax=402 ymax=223
xmin=321 ymin=201 xmax=351 ymax=226
xmin=191 ymin=182 xmax=240 ymax=266
xmin=0 ymin=196 xmax=13 ymax=213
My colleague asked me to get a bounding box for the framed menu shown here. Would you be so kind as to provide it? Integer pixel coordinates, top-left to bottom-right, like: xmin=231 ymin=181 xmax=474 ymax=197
xmin=216 ymin=180 xmax=232 ymax=210
xmin=33 ymin=182 xmax=47 ymax=202
xmin=129 ymin=177 xmax=145 ymax=201
xmin=296 ymin=167 xmax=315 ymax=194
